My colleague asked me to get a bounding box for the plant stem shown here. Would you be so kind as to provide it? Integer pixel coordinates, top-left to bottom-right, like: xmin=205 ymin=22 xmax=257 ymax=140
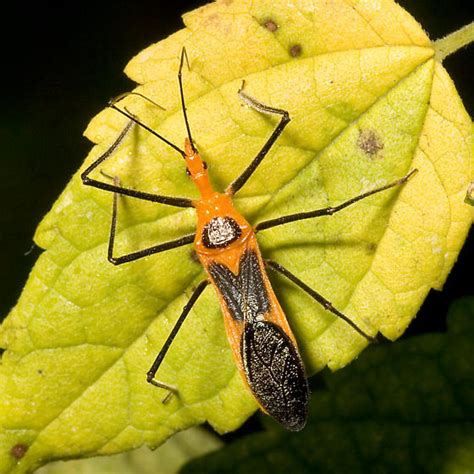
xmin=434 ymin=22 xmax=474 ymax=61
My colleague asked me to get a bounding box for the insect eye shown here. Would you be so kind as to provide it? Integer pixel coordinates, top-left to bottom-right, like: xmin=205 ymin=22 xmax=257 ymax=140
xmin=202 ymin=161 xmax=208 ymax=169
xmin=186 ymin=168 xmax=191 ymax=176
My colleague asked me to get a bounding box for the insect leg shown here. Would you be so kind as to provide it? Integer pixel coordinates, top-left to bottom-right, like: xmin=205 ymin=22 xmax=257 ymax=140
xmin=81 ymin=119 xmax=193 ymax=208
xmin=226 ymin=84 xmax=291 ymax=196
xmin=265 ymin=259 xmax=376 ymax=342
xmin=256 ymin=169 xmax=417 ymax=232
xmin=101 ymin=174 xmax=195 ymax=265
xmin=147 ymin=280 xmax=209 ymax=402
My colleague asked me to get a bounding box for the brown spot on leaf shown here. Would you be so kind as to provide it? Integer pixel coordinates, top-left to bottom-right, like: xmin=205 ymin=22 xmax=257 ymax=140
xmin=206 ymin=13 xmax=219 ymax=23
xmin=290 ymin=44 xmax=302 ymax=57
xmin=10 ymin=444 xmax=28 ymax=459
xmin=366 ymin=242 xmax=377 ymax=254
xmin=357 ymin=129 xmax=384 ymax=158
xmin=263 ymin=19 xmax=279 ymax=32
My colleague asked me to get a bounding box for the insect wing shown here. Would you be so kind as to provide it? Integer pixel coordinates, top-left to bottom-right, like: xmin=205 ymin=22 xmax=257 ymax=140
xmin=241 ymin=320 xmax=308 ymax=431
xmin=204 ymin=240 xmax=309 ymax=430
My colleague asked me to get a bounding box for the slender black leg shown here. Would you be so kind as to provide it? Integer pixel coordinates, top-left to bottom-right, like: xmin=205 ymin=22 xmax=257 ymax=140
xmin=81 ymin=119 xmax=193 ymax=208
xmin=266 ymin=260 xmax=376 ymax=342
xmin=226 ymin=84 xmax=291 ymax=196
xmin=256 ymin=169 xmax=417 ymax=232
xmin=147 ymin=280 xmax=209 ymax=402
xmin=105 ymin=175 xmax=195 ymax=265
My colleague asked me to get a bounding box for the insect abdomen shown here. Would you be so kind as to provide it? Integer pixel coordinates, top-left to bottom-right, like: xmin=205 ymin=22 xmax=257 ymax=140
xmin=241 ymin=320 xmax=309 ymax=431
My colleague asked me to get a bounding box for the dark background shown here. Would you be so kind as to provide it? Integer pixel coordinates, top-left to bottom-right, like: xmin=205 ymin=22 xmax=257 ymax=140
xmin=1 ymin=0 xmax=472 ymax=335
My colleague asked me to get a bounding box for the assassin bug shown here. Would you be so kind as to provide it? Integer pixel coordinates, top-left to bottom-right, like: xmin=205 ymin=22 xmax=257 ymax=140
xmin=81 ymin=49 xmax=416 ymax=431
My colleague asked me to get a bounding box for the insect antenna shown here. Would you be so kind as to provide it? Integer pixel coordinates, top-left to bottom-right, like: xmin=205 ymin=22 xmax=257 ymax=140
xmin=111 ymin=91 xmax=167 ymax=111
xmin=108 ymin=92 xmax=186 ymax=157
xmin=178 ymin=47 xmax=196 ymax=152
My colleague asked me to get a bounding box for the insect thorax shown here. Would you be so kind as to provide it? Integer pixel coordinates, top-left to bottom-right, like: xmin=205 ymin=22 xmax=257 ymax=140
xmin=202 ymin=216 xmax=242 ymax=249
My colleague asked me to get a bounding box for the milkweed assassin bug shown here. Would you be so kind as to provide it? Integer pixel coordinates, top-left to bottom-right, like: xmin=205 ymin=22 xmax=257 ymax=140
xmin=81 ymin=48 xmax=417 ymax=431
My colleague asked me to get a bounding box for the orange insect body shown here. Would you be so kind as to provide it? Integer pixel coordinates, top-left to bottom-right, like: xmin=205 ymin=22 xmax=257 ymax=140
xmin=82 ymin=80 xmax=310 ymax=430
xmin=185 ymin=139 xmax=296 ymax=356
xmin=185 ymin=138 xmax=305 ymax=426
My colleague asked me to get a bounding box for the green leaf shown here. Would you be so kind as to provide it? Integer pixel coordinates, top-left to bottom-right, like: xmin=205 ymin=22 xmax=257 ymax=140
xmin=1 ymin=0 xmax=472 ymax=472
xmin=36 ymin=427 xmax=222 ymax=474
xmin=182 ymin=297 xmax=474 ymax=473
